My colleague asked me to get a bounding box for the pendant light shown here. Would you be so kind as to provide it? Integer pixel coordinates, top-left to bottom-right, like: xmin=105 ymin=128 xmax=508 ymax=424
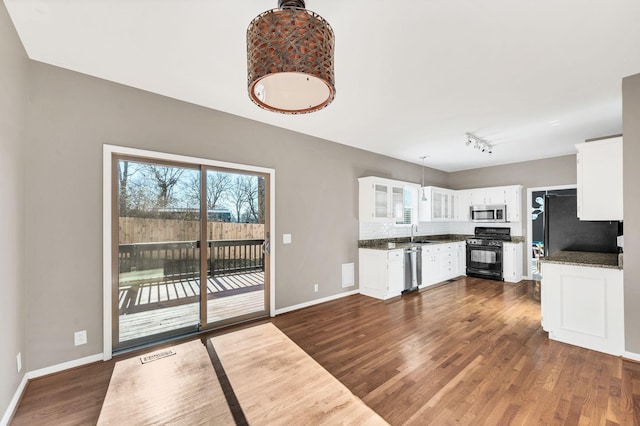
xmin=247 ymin=0 xmax=336 ymax=114
xmin=420 ymin=156 xmax=428 ymax=201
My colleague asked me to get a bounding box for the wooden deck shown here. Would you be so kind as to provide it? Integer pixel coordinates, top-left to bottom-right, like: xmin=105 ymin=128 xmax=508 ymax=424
xmin=118 ymin=272 xmax=265 ymax=343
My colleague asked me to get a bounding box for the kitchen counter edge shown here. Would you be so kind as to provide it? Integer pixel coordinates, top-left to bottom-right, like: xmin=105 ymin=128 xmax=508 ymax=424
xmin=359 ymin=235 xmax=468 ymax=250
xmin=540 ymin=251 xmax=622 ymax=270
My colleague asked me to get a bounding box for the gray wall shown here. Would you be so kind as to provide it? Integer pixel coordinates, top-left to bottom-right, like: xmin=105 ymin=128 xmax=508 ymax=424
xmin=623 ymin=73 xmax=640 ymax=353
xmin=24 ymin=62 xmax=447 ymax=370
xmin=0 ymin=2 xmax=28 ymax=418
xmin=448 ymin=155 xmax=577 ymax=236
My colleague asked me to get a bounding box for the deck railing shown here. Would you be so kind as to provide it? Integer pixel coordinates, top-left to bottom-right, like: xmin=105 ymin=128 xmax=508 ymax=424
xmin=118 ymin=239 xmax=264 ymax=282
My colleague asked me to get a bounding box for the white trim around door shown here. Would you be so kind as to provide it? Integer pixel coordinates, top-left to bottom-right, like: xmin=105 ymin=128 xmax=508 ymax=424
xmin=102 ymin=144 xmax=276 ymax=361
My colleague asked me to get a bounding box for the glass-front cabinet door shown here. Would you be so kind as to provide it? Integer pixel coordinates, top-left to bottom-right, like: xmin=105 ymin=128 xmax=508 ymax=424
xmin=391 ymin=186 xmax=404 ymax=221
xmin=374 ymin=184 xmax=389 ymax=219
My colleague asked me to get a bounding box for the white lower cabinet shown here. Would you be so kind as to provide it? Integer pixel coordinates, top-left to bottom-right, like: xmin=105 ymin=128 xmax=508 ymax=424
xmin=421 ymin=246 xmax=442 ymax=287
xmin=456 ymin=242 xmax=466 ymax=274
xmin=359 ymin=249 xmax=404 ymax=300
xmin=502 ymin=242 xmax=523 ymax=283
xmin=421 ymin=242 xmax=465 ymax=288
xmin=541 ymin=262 xmax=624 ymax=356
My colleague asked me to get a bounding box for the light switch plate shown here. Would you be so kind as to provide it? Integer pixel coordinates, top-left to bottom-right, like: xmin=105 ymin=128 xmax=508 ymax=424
xmin=283 ymin=234 xmax=292 ymax=244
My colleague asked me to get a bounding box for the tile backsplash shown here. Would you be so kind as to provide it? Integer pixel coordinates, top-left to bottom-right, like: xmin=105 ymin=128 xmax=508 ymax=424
xmin=360 ymin=220 xmax=522 ymax=240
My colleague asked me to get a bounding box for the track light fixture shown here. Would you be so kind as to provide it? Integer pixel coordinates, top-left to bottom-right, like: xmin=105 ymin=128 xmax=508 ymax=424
xmin=465 ymin=132 xmax=493 ymax=155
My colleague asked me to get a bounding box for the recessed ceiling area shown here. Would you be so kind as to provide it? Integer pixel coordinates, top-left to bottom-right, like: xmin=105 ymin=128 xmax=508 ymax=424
xmin=5 ymin=0 xmax=640 ymax=172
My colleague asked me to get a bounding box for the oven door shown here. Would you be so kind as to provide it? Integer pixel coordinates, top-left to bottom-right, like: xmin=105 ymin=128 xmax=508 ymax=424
xmin=466 ymin=244 xmax=503 ymax=280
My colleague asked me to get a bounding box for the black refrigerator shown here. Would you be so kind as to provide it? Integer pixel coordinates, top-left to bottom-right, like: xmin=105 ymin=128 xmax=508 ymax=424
xmin=544 ymin=194 xmax=618 ymax=256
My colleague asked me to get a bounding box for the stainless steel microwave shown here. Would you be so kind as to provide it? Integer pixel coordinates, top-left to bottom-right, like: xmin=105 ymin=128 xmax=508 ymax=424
xmin=470 ymin=204 xmax=507 ymax=222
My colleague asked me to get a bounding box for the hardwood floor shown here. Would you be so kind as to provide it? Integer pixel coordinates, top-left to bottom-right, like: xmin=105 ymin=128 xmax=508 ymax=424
xmin=10 ymin=277 xmax=640 ymax=425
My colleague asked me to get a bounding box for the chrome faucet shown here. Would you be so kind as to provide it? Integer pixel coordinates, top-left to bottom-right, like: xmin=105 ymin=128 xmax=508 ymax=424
xmin=410 ymin=224 xmax=419 ymax=242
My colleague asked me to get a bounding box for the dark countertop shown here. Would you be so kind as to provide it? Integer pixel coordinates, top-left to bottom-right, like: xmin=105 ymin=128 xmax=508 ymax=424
xmin=540 ymin=251 xmax=622 ymax=270
xmin=359 ymin=234 xmax=525 ymax=250
xmin=359 ymin=235 xmax=469 ymax=250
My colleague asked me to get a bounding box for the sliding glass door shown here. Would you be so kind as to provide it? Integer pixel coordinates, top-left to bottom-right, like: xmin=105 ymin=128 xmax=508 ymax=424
xmin=112 ymin=155 xmax=270 ymax=351
xmin=202 ymin=168 xmax=269 ymax=328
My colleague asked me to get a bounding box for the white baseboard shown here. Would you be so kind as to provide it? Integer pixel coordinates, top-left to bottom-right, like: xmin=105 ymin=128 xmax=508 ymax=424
xmin=27 ymin=353 xmax=104 ymax=379
xmin=1 ymin=374 xmax=28 ymax=426
xmin=274 ymin=290 xmax=359 ymax=316
xmin=1 ymin=353 xmax=104 ymax=425
xmin=623 ymin=351 xmax=640 ymax=362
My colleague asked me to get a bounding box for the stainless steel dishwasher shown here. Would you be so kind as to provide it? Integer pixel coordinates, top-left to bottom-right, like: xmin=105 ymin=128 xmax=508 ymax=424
xmin=402 ymin=246 xmax=422 ymax=294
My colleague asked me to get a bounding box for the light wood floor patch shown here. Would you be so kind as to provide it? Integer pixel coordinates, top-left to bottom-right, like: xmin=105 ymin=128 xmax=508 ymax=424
xmin=97 ymin=340 xmax=234 ymax=425
xmin=210 ymin=323 xmax=389 ymax=425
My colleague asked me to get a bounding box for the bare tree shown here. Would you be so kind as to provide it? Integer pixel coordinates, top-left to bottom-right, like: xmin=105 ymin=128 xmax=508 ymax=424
xmin=118 ymin=160 xmax=144 ymax=216
xmin=146 ymin=165 xmax=184 ymax=209
xmin=243 ymin=176 xmax=260 ymax=223
xmin=207 ymin=172 xmax=233 ymax=210
xmin=118 ymin=160 xmax=131 ymax=216
xmin=227 ymin=176 xmax=248 ymax=222
xmin=185 ymin=174 xmax=202 ymax=208
xmin=186 ymin=171 xmax=233 ymax=209
xmin=257 ymin=176 xmax=265 ymax=224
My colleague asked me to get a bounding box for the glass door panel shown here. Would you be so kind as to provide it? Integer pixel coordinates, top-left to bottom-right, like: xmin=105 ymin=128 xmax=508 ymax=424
xmin=374 ymin=184 xmax=388 ymax=218
xmin=203 ymin=169 xmax=268 ymax=326
xmin=114 ymin=158 xmax=201 ymax=350
xmin=391 ymin=186 xmax=404 ymax=220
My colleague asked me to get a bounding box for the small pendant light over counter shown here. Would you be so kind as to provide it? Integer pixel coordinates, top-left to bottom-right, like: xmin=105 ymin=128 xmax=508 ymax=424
xmin=247 ymin=0 xmax=336 ymax=114
xmin=420 ymin=156 xmax=428 ymax=201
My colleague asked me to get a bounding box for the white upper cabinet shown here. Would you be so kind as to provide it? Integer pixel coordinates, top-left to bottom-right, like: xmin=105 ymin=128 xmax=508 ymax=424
xmin=469 ymin=187 xmax=505 ymax=205
xmin=419 ymin=186 xmax=458 ymax=221
xmin=420 ymin=185 xmax=521 ymax=222
xmin=456 ymin=190 xmax=471 ymax=221
xmin=467 ymin=185 xmax=522 ymax=222
xmin=576 ymin=136 xmax=623 ymax=221
xmin=359 ymin=177 xmax=419 ymax=223
xmin=361 ymin=177 xmax=523 ymax=224
xmin=503 ymin=186 xmax=522 ymax=222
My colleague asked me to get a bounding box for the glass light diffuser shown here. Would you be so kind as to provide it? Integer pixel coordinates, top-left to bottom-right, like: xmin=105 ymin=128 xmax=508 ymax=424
xmin=247 ymin=1 xmax=335 ymax=114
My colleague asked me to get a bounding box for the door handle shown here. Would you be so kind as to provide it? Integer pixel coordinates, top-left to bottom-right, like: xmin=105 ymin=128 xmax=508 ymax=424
xmin=262 ymin=240 xmax=271 ymax=255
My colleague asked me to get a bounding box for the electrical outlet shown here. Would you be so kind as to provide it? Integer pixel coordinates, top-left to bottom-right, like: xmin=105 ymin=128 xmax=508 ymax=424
xmin=74 ymin=330 xmax=87 ymax=346
xmin=17 ymin=352 xmax=21 ymax=372
xmin=314 ymin=284 xmax=319 ymax=292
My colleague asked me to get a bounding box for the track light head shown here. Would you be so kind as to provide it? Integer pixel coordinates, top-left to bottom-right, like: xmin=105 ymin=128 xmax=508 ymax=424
xmin=465 ymin=132 xmax=493 ymax=155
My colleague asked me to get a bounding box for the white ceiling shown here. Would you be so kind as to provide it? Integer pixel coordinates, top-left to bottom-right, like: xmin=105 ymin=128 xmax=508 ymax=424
xmin=5 ymin=0 xmax=640 ymax=172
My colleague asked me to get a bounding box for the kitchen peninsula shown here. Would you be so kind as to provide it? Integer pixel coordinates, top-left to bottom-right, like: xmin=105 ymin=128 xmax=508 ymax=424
xmin=541 ymin=251 xmax=624 ymax=356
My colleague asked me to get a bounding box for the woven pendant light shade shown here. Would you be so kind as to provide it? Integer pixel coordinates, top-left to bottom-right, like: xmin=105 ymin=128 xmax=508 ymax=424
xmin=247 ymin=0 xmax=335 ymax=114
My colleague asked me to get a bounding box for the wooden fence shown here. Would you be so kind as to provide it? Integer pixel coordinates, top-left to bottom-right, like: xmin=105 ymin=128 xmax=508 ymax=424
xmin=119 ymin=217 xmax=265 ymax=244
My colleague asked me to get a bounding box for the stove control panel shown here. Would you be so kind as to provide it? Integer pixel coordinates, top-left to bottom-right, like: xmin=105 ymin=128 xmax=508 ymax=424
xmin=466 ymin=239 xmax=504 ymax=247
